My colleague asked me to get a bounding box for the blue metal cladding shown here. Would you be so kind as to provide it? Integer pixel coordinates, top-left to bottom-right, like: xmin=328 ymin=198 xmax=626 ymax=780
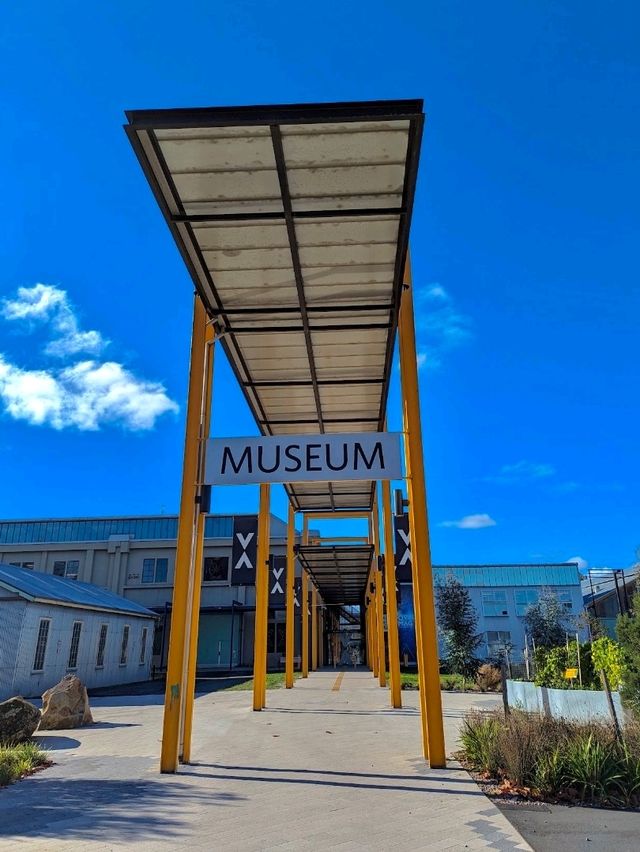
xmin=433 ymin=564 xmax=581 ymax=587
xmin=0 ymin=563 xmax=155 ymax=616
xmin=0 ymin=515 xmax=234 ymax=544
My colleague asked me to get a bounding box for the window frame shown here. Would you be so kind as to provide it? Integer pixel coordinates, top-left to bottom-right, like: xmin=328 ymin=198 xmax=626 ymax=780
xmin=515 ymin=589 xmax=540 ymax=617
xmin=140 ymin=627 xmax=148 ymax=664
xmin=203 ymin=555 xmax=230 ymax=584
xmin=96 ymin=623 xmax=108 ymax=668
xmin=120 ymin=624 xmax=130 ymax=666
xmin=557 ymin=590 xmax=574 ymax=611
xmin=486 ymin=630 xmax=512 ymax=657
xmin=33 ymin=618 xmax=51 ymax=672
xmin=481 ymin=590 xmax=509 ymax=617
xmin=141 ymin=557 xmax=169 ymax=584
xmin=67 ymin=620 xmax=83 ymax=669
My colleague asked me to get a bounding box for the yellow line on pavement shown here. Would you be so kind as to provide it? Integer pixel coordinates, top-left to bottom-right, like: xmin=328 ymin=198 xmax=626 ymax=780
xmin=331 ymin=672 xmax=344 ymax=692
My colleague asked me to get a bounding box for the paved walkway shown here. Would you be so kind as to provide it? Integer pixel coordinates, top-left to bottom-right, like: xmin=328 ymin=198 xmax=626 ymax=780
xmin=0 ymin=670 xmax=531 ymax=851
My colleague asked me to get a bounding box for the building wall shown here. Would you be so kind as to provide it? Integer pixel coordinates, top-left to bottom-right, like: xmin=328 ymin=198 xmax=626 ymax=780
xmin=0 ymin=591 xmax=28 ymax=698
xmin=1 ymin=599 xmax=155 ymax=700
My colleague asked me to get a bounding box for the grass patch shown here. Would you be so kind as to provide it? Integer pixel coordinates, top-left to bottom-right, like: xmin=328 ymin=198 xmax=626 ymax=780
xmin=399 ymin=672 xmax=481 ymax=691
xmin=226 ymin=672 xmax=301 ymax=691
xmin=458 ymin=709 xmax=640 ymax=809
xmin=0 ymin=742 xmax=49 ymax=788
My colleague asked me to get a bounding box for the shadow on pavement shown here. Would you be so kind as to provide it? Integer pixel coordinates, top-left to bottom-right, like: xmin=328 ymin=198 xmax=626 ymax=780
xmin=0 ymin=777 xmax=245 ymax=841
xmin=32 ymin=735 xmax=81 ymax=751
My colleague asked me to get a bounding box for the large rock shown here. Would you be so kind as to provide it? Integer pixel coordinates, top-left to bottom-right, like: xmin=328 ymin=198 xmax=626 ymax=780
xmin=39 ymin=675 xmax=93 ymax=730
xmin=0 ymin=696 xmax=41 ymax=744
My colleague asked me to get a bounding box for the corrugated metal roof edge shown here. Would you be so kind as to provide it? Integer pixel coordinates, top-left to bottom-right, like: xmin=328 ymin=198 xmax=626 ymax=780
xmin=0 ymin=564 xmax=157 ymax=619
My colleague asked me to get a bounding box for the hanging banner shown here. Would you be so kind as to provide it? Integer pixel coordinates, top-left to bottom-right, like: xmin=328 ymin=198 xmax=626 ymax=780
xmin=394 ymin=514 xmax=412 ymax=583
xmin=294 ymin=578 xmax=301 ymax=609
xmin=269 ymin=555 xmax=286 ymax=606
xmin=206 ymin=432 xmax=402 ymax=486
xmin=230 ymin=516 xmax=257 ymax=586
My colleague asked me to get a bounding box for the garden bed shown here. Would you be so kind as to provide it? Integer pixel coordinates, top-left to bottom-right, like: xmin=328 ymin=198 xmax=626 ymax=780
xmin=458 ymin=708 xmax=640 ymax=810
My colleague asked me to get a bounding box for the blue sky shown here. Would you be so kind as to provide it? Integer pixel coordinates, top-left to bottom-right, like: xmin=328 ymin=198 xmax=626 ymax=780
xmin=1 ymin=2 xmax=638 ymax=569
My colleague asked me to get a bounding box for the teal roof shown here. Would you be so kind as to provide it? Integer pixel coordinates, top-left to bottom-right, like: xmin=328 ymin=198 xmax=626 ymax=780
xmin=0 ymin=563 xmax=156 ymax=618
xmin=433 ymin=563 xmax=581 ymax=587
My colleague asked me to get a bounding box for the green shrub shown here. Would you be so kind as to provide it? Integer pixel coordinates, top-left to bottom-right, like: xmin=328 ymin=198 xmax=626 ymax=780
xmin=459 ymin=713 xmax=502 ymax=776
xmin=0 ymin=742 xmax=48 ymax=787
xmin=591 ymin=637 xmax=626 ymax=691
xmin=617 ymin=593 xmax=640 ymax=713
xmin=532 ymin=747 xmax=566 ymax=796
xmin=564 ymin=734 xmax=622 ymax=803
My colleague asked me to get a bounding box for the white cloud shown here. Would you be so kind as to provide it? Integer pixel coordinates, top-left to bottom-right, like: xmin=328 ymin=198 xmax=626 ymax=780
xmin=413 ymin=282 xmax=472 ymax=368
xmin=0 ymin=283 xmax=178 ymax=432
xmin=486 ymin=460 xmax=556 ymax=484
xmin=439 ymin=513 xmax=497 ymax=530
xmin=2 ymin=283 xmax=107 ymax=357
xmin=567 ymin=556 xmax=588 ymax=571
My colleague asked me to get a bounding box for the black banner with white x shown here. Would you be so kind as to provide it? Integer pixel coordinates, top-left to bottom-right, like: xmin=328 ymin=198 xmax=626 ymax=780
xmin=394 ymin=513 xmax=412 ymax=583
xmin=231 ymin=516 xmax=258 ymax=586
xmin=269 ymin=555 xmax=286 ymax=605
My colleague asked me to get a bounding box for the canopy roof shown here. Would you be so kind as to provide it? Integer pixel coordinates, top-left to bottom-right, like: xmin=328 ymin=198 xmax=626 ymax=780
xmin=298 ymin=544 xmax=374 ymax=605
xmin=126 ymin=99 xmax=424 ymax=604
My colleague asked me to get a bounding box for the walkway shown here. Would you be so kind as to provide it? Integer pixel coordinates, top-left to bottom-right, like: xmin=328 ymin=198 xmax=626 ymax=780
xmin=0 ymin=671 xmax=531 ymax=850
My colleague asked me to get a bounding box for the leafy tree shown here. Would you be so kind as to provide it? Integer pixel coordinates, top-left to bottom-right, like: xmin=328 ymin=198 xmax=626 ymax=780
xmin=617 ymin=591 xmax=640 ymax=712
xmin=436 ymin=575 xmax=482 ymax=679
xmin=523 ymin=590 xmax=567 ymax=648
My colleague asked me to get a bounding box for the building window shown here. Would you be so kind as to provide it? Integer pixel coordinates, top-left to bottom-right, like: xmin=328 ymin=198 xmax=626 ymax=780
xmin=52 ymin=560 xmax=80 ymax=579
xmin=140 ymin=627 xmax=148 ymax=664
xmin=203 ymin=556 xmax=229 ymax=583
xmin=68 ymin=621 xmax=83 ymax=669
xmin=515 ymin=589 xmax=539 ymax=616
xmin=266 ymin=619 xmax=286 ymax=654
xmin=33 ymin=618 xmax=51 ymax=671
xmin=557 ymin=591 xmax=573 ymax=611
xmin=9 ymin=561 xmax=35 ymax=570
xmin=486 ymin=630 xmax=512 ymax=658
xmin=481 ymin=590 xmax=509 ymax=617
xmin=120 ymin=625 xmax=130 ymax=665
xmin=96 ymin=624 xmax=108 ymax=668
xmin=141 ymin=558 xmax=168 ymax=584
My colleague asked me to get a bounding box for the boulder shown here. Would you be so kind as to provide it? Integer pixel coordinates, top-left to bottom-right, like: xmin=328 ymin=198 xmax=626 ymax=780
xmin=39 ymin=674 xmax=93 ymax=730
xmin=0 ymin=696 xmax=41 ymax=744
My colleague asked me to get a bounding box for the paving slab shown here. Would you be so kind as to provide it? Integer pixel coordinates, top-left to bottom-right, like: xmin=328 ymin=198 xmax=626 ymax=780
xmin=0 ymin=670 xmax=530 ymax=851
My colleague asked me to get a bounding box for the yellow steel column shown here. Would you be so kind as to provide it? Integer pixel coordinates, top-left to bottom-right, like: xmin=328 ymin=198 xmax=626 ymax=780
xmin=301 ymin=518 xmax=309 ymax=677
xmin=398 ymin=254 xmax=446 ymax=768
xmin=260 ymin=505 xmax=271 ymax=708
xmin=285 ymin=503 xmax=295 ymax=688
xmin=253 ymin=483 xmax=270 ymax=711
xmin=181 ymin=325 xmax=215 ymax=763
xmin=311 ymin=585 xmax=318 ymax=670
xmin=381 ymin=480 xmax=402 ymax=708
xmin=160 ymin=295 xmax=207 ymax=774
xmin=372 ymin=494 xmax=386 ymax=688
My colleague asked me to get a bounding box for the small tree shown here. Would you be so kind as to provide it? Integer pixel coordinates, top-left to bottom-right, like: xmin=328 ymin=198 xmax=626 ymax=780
xmin=523 ymin=590 xmax=567 ymax=648
xmin=617 ymin=591 xmax=640 ymax=713
xmin=436 ymin=575 xmax=482 ymax=680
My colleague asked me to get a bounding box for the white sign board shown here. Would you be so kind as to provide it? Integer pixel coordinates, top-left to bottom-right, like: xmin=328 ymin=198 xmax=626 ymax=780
xmin=205 ymin=432 xmax=402 ymax=486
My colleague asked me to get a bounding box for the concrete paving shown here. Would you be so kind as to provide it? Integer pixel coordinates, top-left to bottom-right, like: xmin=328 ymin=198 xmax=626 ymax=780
xmin=0 ymin=670 xmax=531 ymax=851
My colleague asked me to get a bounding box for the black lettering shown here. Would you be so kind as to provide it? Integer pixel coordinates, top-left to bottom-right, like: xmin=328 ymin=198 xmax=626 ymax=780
xmin=257 ymin=445 xmax=281 ymax=474
xmin=221 ymin=445 xmax=252 ymax=475
xmin=306 ymin=443 xmax=322 ymax=472
xmin=354 ymin=441 xmax=384 ymax=471
xmin=325 ymin=442 xmax=348 ymax=471
xmin=284 ymin=444 xmax=302 ymax=472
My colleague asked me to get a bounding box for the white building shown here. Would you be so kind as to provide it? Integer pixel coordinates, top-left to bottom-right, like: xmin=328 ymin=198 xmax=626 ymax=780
xmin=0 ymin=563 xmax=157 ymax=700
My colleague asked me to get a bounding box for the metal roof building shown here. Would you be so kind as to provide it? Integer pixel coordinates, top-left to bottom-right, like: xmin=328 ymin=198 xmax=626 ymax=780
xmin=0 ymin=563 xmax=156 ymax=701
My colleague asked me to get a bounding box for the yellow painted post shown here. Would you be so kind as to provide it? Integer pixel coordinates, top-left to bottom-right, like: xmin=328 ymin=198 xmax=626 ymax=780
xmin=372 ymin=495 xmax=386 ymax=688
xmin=398 ymin=254 xmax=447 ymax=768
xmin=160 ymin=295 xmax=207 ymax=774
xmin=285 ymin=503 xmax=295 ymax=688
xmin=381 ymin=479 xmax=402 ymax=708
xmin=260 ymin=504 xmax=271 ymax=709
xmin=253 ymin=483 xmax=271 ymax=711
xmin=181 ymin=325 xmax=215 ymax=763
xmin=301 ymin=518 xmax=309 ymax=677
xmin=311 ymin=585 xmax=318 ymax=670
